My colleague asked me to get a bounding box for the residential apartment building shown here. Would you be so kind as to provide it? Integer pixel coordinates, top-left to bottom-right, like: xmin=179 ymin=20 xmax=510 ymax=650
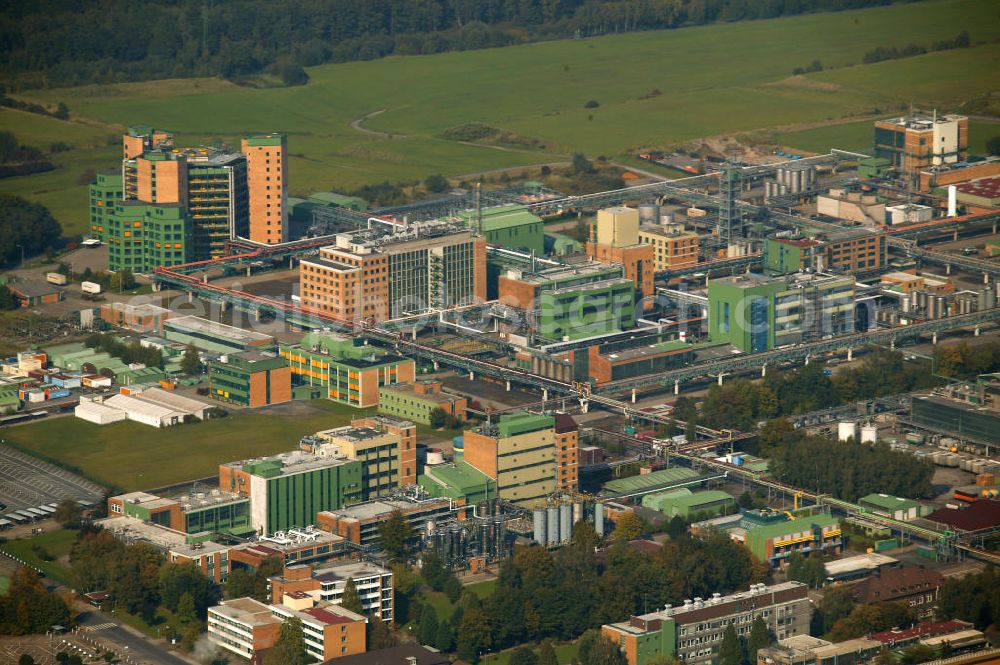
xmin=708 ymin=272 xmax=855 ymax=353
xmin=299 ymin=220 xmax=487 ymax=323
xmin=874 ymin=113 xmax=968 ymax=173
xmin=497 ymin=260 xmax=636 ymax=342
xmin=279 ymin=333 xmax=415 ymax=408
xmin=305 ymin=415 xmax=417 ymax=499
xmin=219 ymin=450 xmax=363 ymax=535
xmin=602 ymin=582 xmax=811 ymax=665
xmin=270 ymin=561 xmax=394 ymax=622
xmin=208 ymin=349 xmax=292 ymax=407
xmin=378 ymin=379 xmax=467 ymax=425
xmin=587 ymin=207 xmax=655 ymax=306
xmin=639 ymin=225 xmax=700 ymax=271
xmin=463 ymin=412 xmax=559 ymax=506
xmin=242 ymin=133 xmax=288 ymax=244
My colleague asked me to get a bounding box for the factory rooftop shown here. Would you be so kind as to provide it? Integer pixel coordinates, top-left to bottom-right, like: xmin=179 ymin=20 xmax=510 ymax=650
xmin=602 ymin=340 xmax=691 ymax=362
xmin=164 ymin=315 xmax=274 ymax=346
xmin=96 ymin=516 xmax=230 ymax=559
xmin=223 ymin=449 xmax=355 ymax=478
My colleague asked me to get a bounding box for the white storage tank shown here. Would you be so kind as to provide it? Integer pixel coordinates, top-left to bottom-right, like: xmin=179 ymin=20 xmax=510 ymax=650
xmin=426 ymin=449 xmax=445 ymax=465
xmin=838 ymin=421 xmax=857 ymax=442
xmin=860 ymin=425 xmax=878 ymax=444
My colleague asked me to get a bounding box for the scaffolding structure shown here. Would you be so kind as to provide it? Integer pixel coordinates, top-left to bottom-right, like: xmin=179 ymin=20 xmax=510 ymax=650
xmin=717 ymin=160 xmax=745 ymax=243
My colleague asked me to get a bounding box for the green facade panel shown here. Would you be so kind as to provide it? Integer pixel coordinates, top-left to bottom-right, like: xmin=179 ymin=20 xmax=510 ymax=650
xmin=89 ymin=172 xmax=123 ymax=242
xmin=107 ymin=201 xmax=192 ymax=273
xmin=265 ymin=462 xmax=363 ymax=534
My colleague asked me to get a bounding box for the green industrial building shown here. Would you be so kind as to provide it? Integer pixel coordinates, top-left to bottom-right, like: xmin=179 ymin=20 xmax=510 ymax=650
xmin=106 ymin=200 xmax=192 ymax=273
xmin=419 ymin=461 xmax=497 ymax=506
xmin=378 ymin=380 xmax=465 ymax=425
xmin=208 ymin=350 xmax=290 ymax=407
xmin=741 ymin=509 xmax=842 ymax=565
xmin=858 ymin=493 xmax=928 ymax=521
xmin=0 ymin=384 xmax=20 ymax=414
xmin=708 ymin=272 xmax=855 ymax=352
xmin=604 ymin=467 xmax=702 ymax=496
xmin=163 ymin=316 xmax=275 ymax=354
xmin=641 ymin=488 xmax=736 ymax=519
xmin=88 ymin=171 xmax=124 ymax=242
xmin=457 ymin=204 xmax=545 ymax=255
xmin=501 ymin=262 xmax=636 ymax=342
xmin=222 ymin=452 xmax=363 ymax=536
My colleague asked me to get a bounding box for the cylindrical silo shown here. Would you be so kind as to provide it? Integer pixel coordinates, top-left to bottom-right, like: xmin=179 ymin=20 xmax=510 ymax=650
xmin=838 ymin=421 xmax=857 ymax=442
xmin=638 ymin=203 xmax=660 ymax=224
xmin=936 ymin=296 xmax=946 ymax=318
xmin=594 ymin=502 xmax=605 ymax=536
xmin=978 ymin=289 xmax=988 ymax=311
xmin=987 ymin=288 xmax=996 ymax=309
xmin=860 ymin=424 xmax=878 ymax=444
xmin=533 ymin=509 xmax=546 ymax=544
xmin=573 ymin=502 xmax=583 ymax=526
xmin=560 ymin=503 xmax=572 ymax=543
xmin=546 ymin=507 xmax=559 ymax=546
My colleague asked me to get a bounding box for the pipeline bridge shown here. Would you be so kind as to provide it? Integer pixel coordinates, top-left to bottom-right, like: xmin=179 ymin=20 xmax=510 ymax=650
xmin=590 ymin=307 xmax=1000 ymax=396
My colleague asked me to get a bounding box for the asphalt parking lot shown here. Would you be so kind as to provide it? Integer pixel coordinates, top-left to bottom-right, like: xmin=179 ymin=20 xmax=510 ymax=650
xmin=0 ymin=444 xmax=105 ymax=514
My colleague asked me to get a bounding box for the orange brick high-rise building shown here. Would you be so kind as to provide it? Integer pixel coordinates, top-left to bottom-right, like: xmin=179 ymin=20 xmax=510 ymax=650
xmin=242 ymin=133 xmax=288 ymax=244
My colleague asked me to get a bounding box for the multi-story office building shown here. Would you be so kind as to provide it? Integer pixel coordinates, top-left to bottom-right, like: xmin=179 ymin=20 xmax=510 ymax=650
xmin=279 ymin=333 xmax=415 ymax=408
xmin=271 ymin=597 xmax=367 ymax=661
xmin=316 ymin=495 xmax=456 ymax=547
xmin=305 ymin=416 xmax=417 ymax=499
xmin=299 ymin=220 xmax=487 ymax=323
xmin=602 ymin=582 xmax=811 ymax=665
xmin=463 ymin=412 xmax=559 ymax=506
xmin=220 ymin=450 xmax=363 ymax=535
xmin=242 ymin=133 xmax=288 ymax=244
xmin=378 ymin=379 xmax=467 ymax=426
xmin=587 ymin=207 xmax=655 ymax=306
xmin=88 ymin=171 xmax=123 ymax=242
xmin=765 ymin=229 xmax=887 ymax=276
xmin=708 ymin=272 xmax=855 ymax=353
xmin=208 ymin=595 xmax=367 ymax=662
xmin=639 ymin=225 xmax=700 ymax=271
xmin=208 ymin=349 xmax=292 ymax=407
xmin=874 ymin=113 xmax=968 ymax=173
xmin=107 ymin=489 xmax=253 ymax=537
xmin=182 ymin=147 xmax=249 ymax=258
xmin=497 ymin=261 xmax=636 ymax=342
xmin=270 ymin=561 xmax=394 ymax=622
xmin=105 ymin=200 xmax=192 ymax=273
xmin=92 ymin=125 xmax=281 ymax=269
xmin=554 ymin=413 xmax=579 ymax=493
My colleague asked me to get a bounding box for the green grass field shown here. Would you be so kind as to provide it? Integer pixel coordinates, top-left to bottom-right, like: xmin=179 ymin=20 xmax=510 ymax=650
xmin=0 ymin=400 xmax=361 ymax=491
xmin=0 ymin=528 xmax=78 ymax=587
xmin=2 ymin=0 xmax=997 ymax=236
xmin=0 ymin=575 xmax=8 ymax=595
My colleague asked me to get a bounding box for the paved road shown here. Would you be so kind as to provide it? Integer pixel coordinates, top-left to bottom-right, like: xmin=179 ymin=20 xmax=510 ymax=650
xmin=75 ymin=610 xmax=192 ymax=665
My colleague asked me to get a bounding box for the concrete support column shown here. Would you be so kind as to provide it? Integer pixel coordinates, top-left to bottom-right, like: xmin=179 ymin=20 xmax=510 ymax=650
xmin=542 ymin=388 xmax=548 ymax=402
xmin=674 ymin=380 xmax=680 ymax=395
xmin=804 ymin=355 xmax=810 ymax=365
xmin=505 ymin=380 xmax=511 ymax=392
xmin=717 ymin=374 xmax=724 ymax=386
xmin=761 ymin=364 xmax=767 ymax=378
xmin=202 ymin=273 xmax=208 ymax=284
xmin=631 ymin=388 xmax=637 ymax=403
xmin=975 ymin=327 xmax=981 ymax=337
xmin=890 ymin=338 xmax=896 ymax=350
xmin=289 ymin=257 xmax=294 ymax=270
xmin=246 ymin=266 xmax=251 ymax=277
xmin=932 ymin=332 xmax=938 ymax=345
xmin=985 ymin=273 xmax=991 ymax=285
xmin=187 ymin=292 xmax=193 ymax=303
xmin=411 ymin=327 xmax=417 ymax=340
xmin=469 ymin=371 xmax=475 ymax=381
xmin=946 ymin=264 xmax=952 ymax=275
xmin=433 ymin=361 xmax=439 ymax=371
xmin=579 ymin=399 xmax=589 ymax=414
xmin=847 ymin=348 xmax=853 ymax=361
xmin=953 ymin=230 xmax=959 ymax=242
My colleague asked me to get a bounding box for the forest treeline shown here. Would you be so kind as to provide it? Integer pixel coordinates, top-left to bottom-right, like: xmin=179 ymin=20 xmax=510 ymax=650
xmin=3 ymin=0 xmax=897 ymax=89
